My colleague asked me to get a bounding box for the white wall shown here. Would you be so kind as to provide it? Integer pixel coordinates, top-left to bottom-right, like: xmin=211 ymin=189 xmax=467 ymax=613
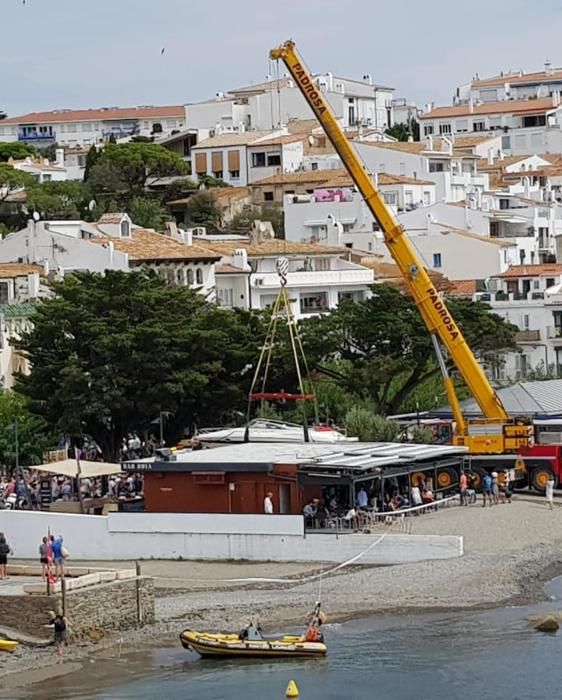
xmin=0 ymin=225 xmax=129 ymax=272
xmin=0 ymin=510 xmax=462 ymax=565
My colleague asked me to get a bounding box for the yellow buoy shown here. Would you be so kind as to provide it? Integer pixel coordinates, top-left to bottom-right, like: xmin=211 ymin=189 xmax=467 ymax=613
xmin=286 ymin=679 xmax=300 ymax=698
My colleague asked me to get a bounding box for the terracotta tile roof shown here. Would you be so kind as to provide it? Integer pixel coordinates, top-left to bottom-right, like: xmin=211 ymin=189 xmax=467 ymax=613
xmin=167 ymin=187 xmax=250 ymax=207
xmin=448 ymin=279 xmax=478 ymax=296
xmin=88 ymin=229 xmax=221 ymax=262
xmin=432 ymin=223 xmax=512 ymax=247
xmin=419 ymin=97 xmax=558 ymax=120
xmin=357 ymin=139 xmax=473 ymax=158
xmin=473 ymin=69 xmax=562 ymax=88
xmin=287 ymin=119 xmax=320 ymax=134
xmin=495 ymin=264 xmax=562 ymax=279
xmin=192 ymin=130 xmax=276 ymax=149
xmin=476 ymin=155 xmax=534 ymax=172
xmin=197 ymin=239 xmax=348 ymax=257
xmin=251 ymin=168 xmax=434 ymax=188
xmin=504 ymin=166 xmax=562 ymax=178
xmin=98 ymin=213 xmax=127 ymax=224
xmin=248 ymin=134 xmax=306 ymax=147
xmin=215 ymin=263 xmax=248 ymax=274
xmin=1 ymin=105 xmax=185 ymax=126
xmin=360 ymin=257 xmax=452 ymax=292
xmin=0 ymin=263 xmax=44 ymax=278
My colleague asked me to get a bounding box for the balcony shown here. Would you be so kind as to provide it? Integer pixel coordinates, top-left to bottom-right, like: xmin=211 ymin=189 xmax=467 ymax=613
xmin=252 ymin=268 xmax=374 ymax=289
xmin=516 ymin=329 xmax=541 ymax=342
xmin=492 ymin=291 xmax=545 ymax=303
xmin=17 ymin=131 xmax=55 ymax=143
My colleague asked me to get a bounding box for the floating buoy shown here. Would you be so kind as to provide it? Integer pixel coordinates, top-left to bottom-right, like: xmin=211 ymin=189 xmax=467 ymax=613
xmin=286 ymin=679 xmax=300 ymax=698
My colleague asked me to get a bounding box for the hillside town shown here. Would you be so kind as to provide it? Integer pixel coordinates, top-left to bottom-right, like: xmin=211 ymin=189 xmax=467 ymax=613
xmin=3 ymin=6 xmax=562 ymax=696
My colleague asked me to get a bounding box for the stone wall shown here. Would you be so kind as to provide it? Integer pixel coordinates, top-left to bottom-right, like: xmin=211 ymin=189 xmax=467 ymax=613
xmin=0 ymin=577 xmax=154 ymax=639
xmin=0 ymin=593 xmax=53 ymax=638
xmin=64 ymin=577 xmax=154 ymax=640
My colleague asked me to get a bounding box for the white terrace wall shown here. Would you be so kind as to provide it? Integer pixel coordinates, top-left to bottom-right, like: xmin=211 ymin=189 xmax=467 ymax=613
xmin=0 ymin=511 xmax=462 ymax=565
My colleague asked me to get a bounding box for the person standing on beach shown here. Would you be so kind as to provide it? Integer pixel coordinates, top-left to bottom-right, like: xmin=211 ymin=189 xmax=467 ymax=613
xmin=51 ymin=535 xmax=66 ymax=578
xmin=491 ymin=472 xmax=500 ymax=505
xmin=459 ymin=472 xmax=468 ymax=506
xmin=0 ymin=533 xmax=11 ymax=579
xmin=546 ymin=477 xmax=555 ymax=510
xmin=39 ymin=536 xmax=49 ymax=579
xmin=47 ymin=611 xmax=71 ymax=656
xmin=482 ymin=472 xmax=493 ymax=507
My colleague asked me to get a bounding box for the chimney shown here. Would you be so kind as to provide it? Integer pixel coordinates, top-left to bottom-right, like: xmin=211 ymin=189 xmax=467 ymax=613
xmin=233 ymin=248 xmax=249 ymax=270
xmin=27 ymin=272 xmax=40 ymax=299
xmin=42 ymin=260 xmax=49 ymax=277
xmin=183 ymin=229 xmax=193 ymax=246
xmin=545 ymin=60 xmax=554 ymax=76
xmin=426 ymin=134 xmax=434 ymax=151
xmin=488 ymin=148 xmax=495 ymax=165
xmin=469 ymin=97 xmax=474 ymax=114
xmin=55 ymin=148 xmax=64 ymax=167
xmin=165 ymin=220 xmax=178 ymax=238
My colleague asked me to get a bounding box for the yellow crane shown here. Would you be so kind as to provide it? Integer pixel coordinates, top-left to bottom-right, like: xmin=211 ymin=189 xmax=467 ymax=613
xmin=270 ymin=40 xmax=530 ymax=455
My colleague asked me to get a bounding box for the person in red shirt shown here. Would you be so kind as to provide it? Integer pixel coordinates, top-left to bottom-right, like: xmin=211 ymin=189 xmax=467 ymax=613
xmin=459 ymin=472 xmax=468 ymax=506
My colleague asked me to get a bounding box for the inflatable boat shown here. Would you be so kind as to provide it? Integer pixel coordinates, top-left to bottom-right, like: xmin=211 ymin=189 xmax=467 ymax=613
xmin=180 ymin=629 xmax=327 ymax=658
xmin=0 ymin=639 xmax=18 ymax=652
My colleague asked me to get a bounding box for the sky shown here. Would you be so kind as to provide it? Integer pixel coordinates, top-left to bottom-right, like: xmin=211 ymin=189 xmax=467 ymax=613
xmin=2 ymin=0 xmax=562 ymax=116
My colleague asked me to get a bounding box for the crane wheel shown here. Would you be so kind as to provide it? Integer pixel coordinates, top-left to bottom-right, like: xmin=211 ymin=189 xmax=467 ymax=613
xmin=531 ymin=467 xmax=555 ymax=495
xmin=410 ymin=472 xmax=426 ymax=488
xmin=436 ymin=468 xmax=457 ymax=490
xmin=469 ymin=468 xmax=486 ymax=492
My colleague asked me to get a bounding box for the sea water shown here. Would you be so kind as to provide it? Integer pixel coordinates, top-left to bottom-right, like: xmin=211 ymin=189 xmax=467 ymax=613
xmin=19 ymin=578 xmax=562 ymax=700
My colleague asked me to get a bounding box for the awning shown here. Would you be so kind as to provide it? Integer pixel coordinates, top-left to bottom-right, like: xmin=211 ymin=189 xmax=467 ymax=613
xmin=35 ymin=459 xmax=123 ymax=479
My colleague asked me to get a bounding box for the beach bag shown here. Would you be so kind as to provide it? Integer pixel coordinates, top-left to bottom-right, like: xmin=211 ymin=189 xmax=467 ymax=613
xmin=61 ymin=546 xmax=70 ymax=559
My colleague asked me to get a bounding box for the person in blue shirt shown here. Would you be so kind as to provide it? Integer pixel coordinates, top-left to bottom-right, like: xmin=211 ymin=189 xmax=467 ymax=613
xmin=50 ymin=535 xmax=65 ymax=578
xmin=356 ymin=487 xmax=369 ymax=510
xmin=482 ymin=473 xmax=493 ymax=508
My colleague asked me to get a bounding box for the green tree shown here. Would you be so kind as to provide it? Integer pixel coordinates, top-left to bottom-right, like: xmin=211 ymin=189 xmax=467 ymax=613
xmin=163 ymin=178 xmax=198 ymax=203
xmin=184 ymin=190 xmax=223 ymax=229
xmin=344 ymin=406 xmax=401 ymax=441
xmin=0 ymin=142 xmax=36 ymax=162
xmin=87 ymin=143 xmax=187 ymax=207
xmin=198 ymin=174 xmax=230 ymax=189
xmin=300 ymin=285 xmax=518 ymax=415
xmin=83 ymin=144 xmax=100 ymax=182
xmin=15 ymin=270 xmax=259 ymax=458
xmin=26 ymin=181 xmax=90 ymax=220
xmin=0 ymin=391 xmax=54 ymax=470
xmin=385 ymin=119 xmax=420 ymax=142
xmin=37 ymin=143 xmax=59 ymax=162
xmin=129 ymin=196 xmax=168 ymax=230
xmin=0 ymin=112 xmax=6 ymax=121
xmin=0 ymin=164 xmax=35 ymax=205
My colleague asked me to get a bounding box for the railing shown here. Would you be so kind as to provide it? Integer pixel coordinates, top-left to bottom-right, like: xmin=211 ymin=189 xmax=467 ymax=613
xmin=253 ymin=269 xmax=374 ymax=287
xmin=516 ymin=329 xmax=541 ymax=342
xmin=17 ymin=132 xmax=55 ymax=142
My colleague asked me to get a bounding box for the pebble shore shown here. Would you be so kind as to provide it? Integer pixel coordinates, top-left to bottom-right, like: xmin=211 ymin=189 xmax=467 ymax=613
xmin=2 ymin=496 xmax=562 ymax=690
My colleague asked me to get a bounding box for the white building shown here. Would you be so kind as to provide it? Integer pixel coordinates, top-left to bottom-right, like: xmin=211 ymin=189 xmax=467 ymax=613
xmin=191 ymin=129 xmax=308 ymax=187
xmin=10 ymin=148 xmax=68 ymax=183
xmin=0 ymin=105 xmax=186 ymax=148
xmin=458 ymin=63 xmax=562 ymax=104
xmin=419 ymin=95 xmax=562 ymax=155
xmin=196 ymin=235 xmax=374 ymax=319
xmin=0 ymin=215 xmax=220 ymax=299
xmin=187 ymin=74 xmax=394 ymax=134
xmin=483 ymin=264 xmax=562 ymax=379
xmin=372 ymin=220 xmax=517 ymax=281
xmin=282 ymin=171 xmax=437 ymax=252
xmin=354 ymin=138 xmax=489 ymax=202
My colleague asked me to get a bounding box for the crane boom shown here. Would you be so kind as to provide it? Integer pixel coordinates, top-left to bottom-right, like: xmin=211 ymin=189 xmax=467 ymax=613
xmin=270 ymin=40 xmax=530 ymax=453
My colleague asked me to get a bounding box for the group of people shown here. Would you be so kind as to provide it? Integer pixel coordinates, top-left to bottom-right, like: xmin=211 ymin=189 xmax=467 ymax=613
xmin=119 ymin=432 xmax=160 ymax=461
xmin=459 ymin=470 xmax=511 ymax=507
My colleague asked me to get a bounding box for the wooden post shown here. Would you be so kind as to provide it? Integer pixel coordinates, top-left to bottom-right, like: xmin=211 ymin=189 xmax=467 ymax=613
xmin=61 ymin=575 xmax=67 ymax=617
xmin=135 ymin=561 xmax=141 ymax=624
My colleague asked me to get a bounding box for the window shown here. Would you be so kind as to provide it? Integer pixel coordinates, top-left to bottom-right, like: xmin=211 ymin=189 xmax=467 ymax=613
xmin=490 ymin=221 xmax=500 ymax=237
xmin=300 ymin=292 xmax=328 ymax=314
xmin=229 ymin=170 xmax=240 ymax=179
xmin=405 ymin=190 xmax=414 ymax=206
xmin=120 ymin=219 xmax=130 ymax=237
xmin=533 ymin=280 xmax=540 ymax=290
xmin=187 ymin=269 xmax=194 ymax=285
xmin=456 ymin=119 xmax=469 ymax=133
xmin=252 ymin=152 xmax=266 ymax=167
xmin=264 ymin=191 xmax=274 ymax=202
xmin=433 ymin=253 xmax=442 ymax=268
xmin=196 ymin=268 xmax=203 ymax=285
xmin=43 ymin=174 xmax=52 ymax=182
xmin=213 ymin=171 xmax=223 ymax=179
xmin=267 ymin=153 xmax=281 ymax=167
xmin=0 ymin=283 xmax=9 ymax=304
xmin=428 ymin=162 xmax=444 ymax=173
xmin=399 ymin=162 xmax=406 ymax=176
xmin=383 ymin=192 xmax=397 ymax=205
xmin=546 ymin=277 xmax=556 ymax=288
xmin=473 ymin=121 xmax=486 ymax=132
xmin=523 ymin=314 xmax=530 ymax=330
xmin=423 ymin=125 xmax=434 ymax=136
xmin=439 ymin=123 xmax=451 ymax=135
xmin=314 ymin=258 xmax=330 ymax=271
xmin=217 ymin=288 xmax=234 ymax=307
xmin=423 ymin=191 xmax=431 ymax=205
xmin=499 ymin=199 xmax=509 ymax=210
xmin=311 ymin=162 xmax=318 ymax=171
xmin=523 ymin=115 xmax=546 ymax=128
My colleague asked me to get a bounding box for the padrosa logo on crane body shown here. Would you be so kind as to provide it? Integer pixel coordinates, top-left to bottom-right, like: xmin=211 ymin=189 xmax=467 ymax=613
xmin=427 ymin=287 xmax=459 ymax=341
xmin=291 ymin=62 xmax=327 ymax=115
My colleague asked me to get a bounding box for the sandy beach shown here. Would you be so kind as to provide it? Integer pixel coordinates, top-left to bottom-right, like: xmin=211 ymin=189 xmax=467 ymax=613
xmin=3 ymin=495 xmax=562 ymax=690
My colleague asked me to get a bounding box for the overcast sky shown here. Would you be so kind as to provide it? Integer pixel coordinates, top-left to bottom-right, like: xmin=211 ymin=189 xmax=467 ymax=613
xmin=2 ymin=0 xmax=561 ymax=116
